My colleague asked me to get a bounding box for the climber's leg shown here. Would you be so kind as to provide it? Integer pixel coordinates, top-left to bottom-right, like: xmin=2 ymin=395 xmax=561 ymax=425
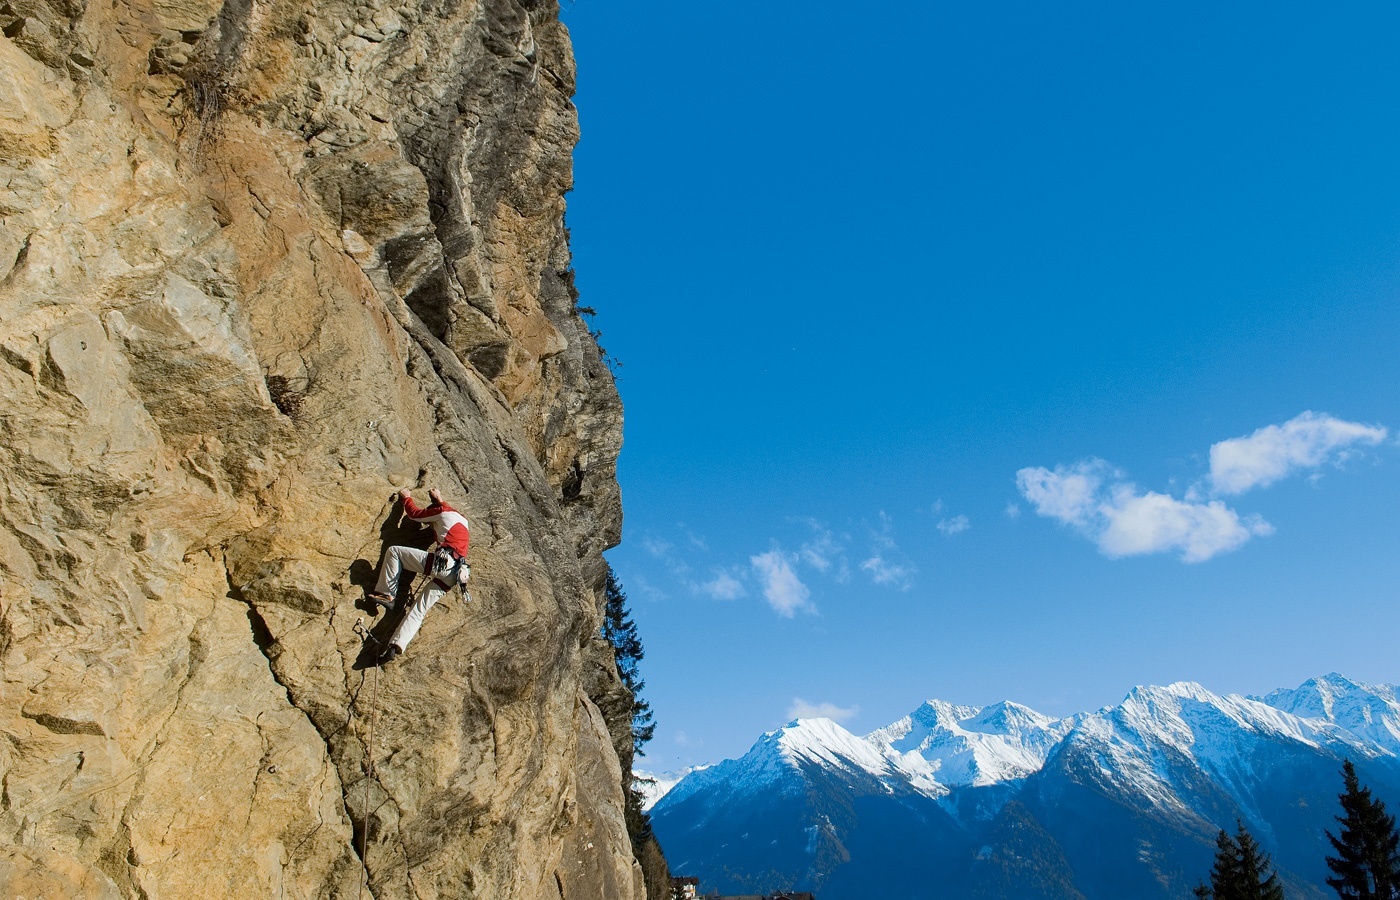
xmin=372 ymin=545 xmax=429 ymax=605
xmin=387 ymin=578 xmax=448 ymax=654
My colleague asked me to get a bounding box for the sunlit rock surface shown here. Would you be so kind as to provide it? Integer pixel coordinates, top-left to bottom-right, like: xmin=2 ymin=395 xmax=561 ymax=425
xmin=0 ymin=0 xmax=638 ymax=896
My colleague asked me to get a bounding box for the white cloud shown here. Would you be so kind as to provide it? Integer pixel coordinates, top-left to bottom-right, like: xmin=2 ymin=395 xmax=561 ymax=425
xmin=937 ymin=514 xmax=971 ymax=535
xmin=860 ymin=555 xmax=913 ymax=588
xmin=1005 ymin=502 xmax=1022 ymax=520
xmin=1097 ymin=486 xmax=1273 ymax=563
xmin=1209 ymin=411 xmax=1388 ymax=495
xmin=787 ymin=698 xmax=859 ymax=723
xmin=696 ymin=571 xmax=745 ymax=600
xmin=1016 ymin=462 xmax=1270 ymax=562
xmin=1016 ymin=459 xmax=1112 ymax=526
xmin=750 ymin=550 xmax=812 ymax=617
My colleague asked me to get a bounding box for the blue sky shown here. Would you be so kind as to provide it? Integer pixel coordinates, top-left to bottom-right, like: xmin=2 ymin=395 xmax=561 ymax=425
xmin=562 ymin=1 xmax=1400 ymax=769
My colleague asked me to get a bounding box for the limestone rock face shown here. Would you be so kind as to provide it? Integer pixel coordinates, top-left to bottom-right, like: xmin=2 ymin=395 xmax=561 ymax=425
xmin=0 ymin=0 xmax=639 ymax=896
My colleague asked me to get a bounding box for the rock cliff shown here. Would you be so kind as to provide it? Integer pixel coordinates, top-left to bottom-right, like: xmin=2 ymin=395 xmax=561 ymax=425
xmin=0 ymin=0 xmax=645 ymax=896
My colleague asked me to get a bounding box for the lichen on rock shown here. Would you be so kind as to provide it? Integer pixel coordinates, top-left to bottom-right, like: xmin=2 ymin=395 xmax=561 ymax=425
xmin=0 ymin=0 xmax=642 ymax=896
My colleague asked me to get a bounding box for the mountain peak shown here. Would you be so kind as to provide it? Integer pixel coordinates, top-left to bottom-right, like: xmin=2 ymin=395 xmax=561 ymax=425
xmin=866 ymin=697 xmax=1068 ymax=787
xmin=743 ymin=717 xmax=902 ymax=783
xmin=1259 ymin=674 xmax=1400 ymax=755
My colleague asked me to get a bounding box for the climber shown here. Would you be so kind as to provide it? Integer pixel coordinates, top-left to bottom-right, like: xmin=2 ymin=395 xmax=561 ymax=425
xmin=368 ymin=487 xmax=469 ymax=663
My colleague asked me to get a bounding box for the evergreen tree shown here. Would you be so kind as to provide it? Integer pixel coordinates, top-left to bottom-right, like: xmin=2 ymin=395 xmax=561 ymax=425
xmin=600 ymin=565 xmax=670 ymax=900
xmin=1235 ymin=822 xmax=1285 ymax=900
xmin=1208 ymin=827 xmax=1245 ymax=899
xmin=603 ymin=565 xmax=655 ymax=750
xmin=1326 ymin=759 xmax=1400 ymax=900
xmin=1199 ymin=821 xmax=1285 ymax=900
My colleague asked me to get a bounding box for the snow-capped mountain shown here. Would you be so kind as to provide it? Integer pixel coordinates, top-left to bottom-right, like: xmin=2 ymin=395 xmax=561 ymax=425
xmin=635 ymin=766 xmax=708 ymax=811
xmin=651 ymin=673 xmax=1400 ymax=900
xmin=1051 ymin=680 xmax=1378 ymax=822
xmin=653 ymin=717 xmax=966 ymax=899
xmin=868 ymin=699 xmax=1074 ymax=786
xmin=656 ymin=716 xmax=951 ymax=820
xmin=1259 ymin=672 xmax=1400 ymax=757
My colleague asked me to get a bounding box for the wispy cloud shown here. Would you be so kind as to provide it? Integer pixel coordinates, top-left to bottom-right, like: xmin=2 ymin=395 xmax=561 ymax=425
xmin=870 ymin=511 xmax=899 ymax=551
xmin=1209 ymin=411 xmax=1388 ymax=495
xmin=640 ymin=532 xmax=692 ymax=579
xmin=641 ymin=536 xmax=673 ymax=558
xmin=631 ymin=574 xmax=668 ymax=602
xmin=1016 ymin=460 xmax=1271 ymax=562
xmin=860 ymin=555 xmax=914 ymax=588
xmin=787 ymin=698 xmax=859 ymax=723
xmin=678 ymin=523 xmax=710 ymax=551
xmin=750 ymin=550 xmax=813 ymax=616
xmin=797 ymin=519 xmax=840 ymax=573
xmin=858 ymin=512 xmax=915 ymax=588
xmin=696 ymin=571 xmax=745 ymax=600
xmin=1005 ymin=502 xmax=1022 ymax=520
xmin=937 ymin=514 xmax=971 ymax=535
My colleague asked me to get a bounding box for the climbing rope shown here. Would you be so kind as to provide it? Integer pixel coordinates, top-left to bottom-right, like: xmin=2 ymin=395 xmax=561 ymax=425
xmin=352 ymin=617 xmax=382 ymax=900
xmin=361 ymin=659 xmax=380 ymax=900
xmin=352 ymin=565 xmax=431 ymax=899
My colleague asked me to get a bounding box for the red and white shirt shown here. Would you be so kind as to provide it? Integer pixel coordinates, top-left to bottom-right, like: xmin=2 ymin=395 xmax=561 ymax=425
xmin=404 ymin=497 xmax=469 ymax=557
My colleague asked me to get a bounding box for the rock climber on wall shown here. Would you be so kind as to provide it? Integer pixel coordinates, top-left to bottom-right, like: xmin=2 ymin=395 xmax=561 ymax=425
xmin=368 ymin=488 xmax=469 ymax=663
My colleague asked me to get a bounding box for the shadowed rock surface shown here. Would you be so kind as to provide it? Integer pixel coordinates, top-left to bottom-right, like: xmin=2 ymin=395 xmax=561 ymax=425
xmin=0 ymin=0 xmax=644 ymax=896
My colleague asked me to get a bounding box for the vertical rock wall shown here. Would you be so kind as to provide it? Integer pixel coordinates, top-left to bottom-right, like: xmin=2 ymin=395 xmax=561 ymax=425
xmin=0 ymin=0 xmax=641 ymax=896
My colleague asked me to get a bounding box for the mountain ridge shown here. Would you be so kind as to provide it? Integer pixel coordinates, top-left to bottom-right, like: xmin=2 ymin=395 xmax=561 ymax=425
xmin=652 ymin=673 xmax=1400 ymax=900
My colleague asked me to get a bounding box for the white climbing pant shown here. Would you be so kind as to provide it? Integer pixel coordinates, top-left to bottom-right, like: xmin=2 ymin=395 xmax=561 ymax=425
xmin=376 ymin=545 xmax=452 ymax=653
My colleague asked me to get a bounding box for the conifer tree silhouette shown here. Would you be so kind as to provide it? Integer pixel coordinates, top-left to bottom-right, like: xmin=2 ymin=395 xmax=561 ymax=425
xmin=1326 ymin=759 xmax=1400 ymax=899
xmin=1197 ymin=821 xmax=1284 ymax=899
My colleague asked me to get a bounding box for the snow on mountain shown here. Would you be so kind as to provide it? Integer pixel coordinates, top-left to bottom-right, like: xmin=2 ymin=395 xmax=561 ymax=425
xmin=657 ymin=717 xmax=948 ymax=815
xmin=660 ymin=675 xmax=1400 ymax=825
xmin=635 ymin=766 xmax=708 ymax=811
xmin=777 ymin=716 xmax=899 ymax=773
xmin=1018 ymin=678 xmax=1392 ymax=828
xmin=1259 ymin=673 xmax=1400 ymax=757
xmin=653 ymin=674 xmax=1400 ymax=900
xmin=867 ymin=699 xmax=1073 ymax=786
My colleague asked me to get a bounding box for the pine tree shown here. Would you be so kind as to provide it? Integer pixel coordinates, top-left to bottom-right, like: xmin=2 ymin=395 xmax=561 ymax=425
xmin=602 ymin=566 xmax=655 ymax=750
xmin=600 ymin=565 xmax=670 ymax=900
xmin=1200 ymin=821 xmax=1285 ymax=900
xmin=1326 ymin=759 xmax=1400 ymax=899
xmin=1235 ymin=822 xmax=1285 ymax=900
xmin=1208 ymin=827 xmax=1245 ymax=899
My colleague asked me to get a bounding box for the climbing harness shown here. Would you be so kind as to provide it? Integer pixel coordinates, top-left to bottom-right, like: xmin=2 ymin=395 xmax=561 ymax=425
xmin=429 ymin=545 xmax=469 ymax=588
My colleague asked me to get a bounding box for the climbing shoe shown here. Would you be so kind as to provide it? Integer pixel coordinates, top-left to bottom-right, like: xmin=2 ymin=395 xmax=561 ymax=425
xmin=367 ymin=592 xmax=395 ymax=612
xmin=378 ymin=644 xmax=402 ymax=665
